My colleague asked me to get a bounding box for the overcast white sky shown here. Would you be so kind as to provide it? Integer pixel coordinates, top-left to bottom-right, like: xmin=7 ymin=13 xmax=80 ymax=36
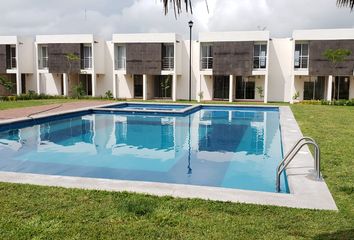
xmin=0 ymin=0 xmax=353 ymax=39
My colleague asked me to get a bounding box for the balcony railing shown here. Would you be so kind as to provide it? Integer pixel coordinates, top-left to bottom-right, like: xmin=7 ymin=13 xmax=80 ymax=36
xmin=38 ymin=58 xmax=48 ymax=69
xmin=6 ymin=58 xmax=17 ymax=69
xmin=253 ymin=56 xmax=267 ymax=69
xmin=81 ymin=58 xmax=92 ymax=69
xmin=294 ymin=56 xmax=309 ymax=69
xmin=115 ymin=58 xmax=126 ymax=70
xmin=201 ymin=57 xmax=213 ymax=70
xmin=162 ymin=57 xmax=174 ymax=70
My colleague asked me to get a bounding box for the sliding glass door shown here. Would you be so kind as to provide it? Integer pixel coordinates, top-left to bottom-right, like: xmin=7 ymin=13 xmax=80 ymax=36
xmin=303 ymin=76 xmax=325 ymax=100
xmin=333 ymin=76 xmax=350 ymax=100
xmin=154 ymin=75 xmax=172 ymax=99
xmin=134 ymin=75 xmax=143 ymax=98
xmin=235 ymin=76 xmax=255 ymax=100
xmin=213 ymin=76 xmax=229 ymax=100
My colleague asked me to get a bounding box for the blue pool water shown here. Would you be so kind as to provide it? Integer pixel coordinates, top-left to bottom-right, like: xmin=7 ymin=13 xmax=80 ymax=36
xmin=0 ymin=106 xmax=288 ymax=193
xmin=104 ymin=103 xmax=191 ymax=111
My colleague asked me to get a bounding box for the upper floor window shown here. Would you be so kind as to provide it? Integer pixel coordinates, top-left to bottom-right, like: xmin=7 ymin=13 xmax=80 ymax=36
xmin=294 ymin=43 xmax=309 ymax=69
xmin=253 ymin=43 xmax=267 ymax=69
xmin=200 ymin=43 xmax=213 ymax=70
xmin=115 ymin=44 xmax=126 ymax=70
xmin=38 ymin=45 xmax=48 ymax=69
xmin=162 ymin=44 xmax=174 ymax=70
xmin=6 ymin=45 xmax=16 ymax=69
xmin=82 ymin=44 xmax=92 ymax=69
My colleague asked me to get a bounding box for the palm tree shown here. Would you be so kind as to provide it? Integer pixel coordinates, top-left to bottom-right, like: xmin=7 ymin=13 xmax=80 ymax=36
xmin=337 ymin=0 xmax=354 ymax=10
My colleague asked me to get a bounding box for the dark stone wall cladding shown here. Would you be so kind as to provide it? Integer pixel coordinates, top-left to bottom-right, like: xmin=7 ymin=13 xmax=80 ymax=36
xmin=0 ymin=45 xmax=6 ymax=73
xmin=213 ymin=41 xmax=254 ymax=76
xmin=309 ymin=40 xmax=354 ymax=76
xmin=48 ymin=43 xmax=81 ymax=73
xmin=126 ymin=43 xmax=162 ymax=75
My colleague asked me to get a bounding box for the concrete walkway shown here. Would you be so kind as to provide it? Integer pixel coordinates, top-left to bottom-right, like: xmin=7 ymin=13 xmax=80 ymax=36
xmin=0 ymin=100 xmax=113 ymax=121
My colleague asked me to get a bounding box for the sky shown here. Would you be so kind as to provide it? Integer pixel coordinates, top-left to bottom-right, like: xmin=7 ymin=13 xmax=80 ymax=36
xmin=0 ymin=0 xmax=353 ymax=39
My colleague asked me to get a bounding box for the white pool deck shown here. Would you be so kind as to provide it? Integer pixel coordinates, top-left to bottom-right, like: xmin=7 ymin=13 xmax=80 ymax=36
xmin=0 ymin=103 xmax=338 ymax=210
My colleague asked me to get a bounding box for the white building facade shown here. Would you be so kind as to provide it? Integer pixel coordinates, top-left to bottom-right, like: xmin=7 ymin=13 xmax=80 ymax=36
xmin=1 ymin=28 xmax=354 ymax=102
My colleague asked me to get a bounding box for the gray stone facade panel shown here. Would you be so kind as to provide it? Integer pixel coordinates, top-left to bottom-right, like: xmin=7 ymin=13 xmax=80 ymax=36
xmin=309 ymin=40 xmax=354 ymax=76
xmin=213 ymin=41 xmax=254 ymax=76
xmin=48 ymin=43 xmax=81 ymax=73
xmin=126 ymin=43 xmax=162 ymax=75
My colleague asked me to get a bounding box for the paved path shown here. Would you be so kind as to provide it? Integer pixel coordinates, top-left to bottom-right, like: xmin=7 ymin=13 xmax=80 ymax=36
xmin=0 ymin=100 xmax=114 ymax=121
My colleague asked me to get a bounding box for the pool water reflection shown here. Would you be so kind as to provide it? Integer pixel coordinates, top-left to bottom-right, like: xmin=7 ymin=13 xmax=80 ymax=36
xmin=0 ymin=107 xmax=287 ymax=193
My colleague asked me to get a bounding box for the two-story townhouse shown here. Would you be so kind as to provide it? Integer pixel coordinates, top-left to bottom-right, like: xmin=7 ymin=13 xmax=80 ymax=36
xmin=35 ymin=34 xmax=105 ymax=97
xmin=0 ymin=36 xmax=34 ymax=96
xmin=291 ymin=29 xmax=354 ymax=102
xmin=197 ymin=31 xmax=270 ymax=103
xmin=112 ymin=33 xmax=183 ymax=101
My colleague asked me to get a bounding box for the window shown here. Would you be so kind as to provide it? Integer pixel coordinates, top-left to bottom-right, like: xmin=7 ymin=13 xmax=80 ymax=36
xmin=303 ymin=77 xmax=325 ymax=100
xmin=200 ymin=43 xmax=213 ymax=70
xmin=294 ymin=43 xmax=309 ymax=69
xmin=115 ymin=44 xmax=126 ymax=70
xmin=253 ymin=44 xmax=267 ymax=69
xmin=82 ymin=44 xmax=92 ymax=69
xmin=38 ymin=45 xmax=48 ymax=69
xmin=10 ymin=46 xmax=16 ymax=69
xmin=162 ymin=44 xmax=174 ymax=70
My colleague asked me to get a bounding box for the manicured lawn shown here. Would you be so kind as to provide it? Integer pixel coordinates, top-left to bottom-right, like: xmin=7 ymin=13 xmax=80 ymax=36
xmin=0 ymin=104 xmax=353 ymax=239
xmin=0 ymin=99 xmax=80 ymax=110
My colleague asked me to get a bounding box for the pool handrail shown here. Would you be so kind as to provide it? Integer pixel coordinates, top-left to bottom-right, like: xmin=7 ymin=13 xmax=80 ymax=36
xmin=276 ymin=137 xmax=321 ymax=192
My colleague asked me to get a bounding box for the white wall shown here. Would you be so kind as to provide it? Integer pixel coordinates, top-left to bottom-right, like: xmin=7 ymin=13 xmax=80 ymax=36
xmin=293 ymin=28 xmax=354 ymax=41
xmin=96 ymin=40 xmax=114 ymax=97
xmin=40 ymin=73 xmax=62 ymax=95
xmin=177 ymin=40 xmax=198 ymax=100
xmin=117 ymin=74 xmax=134 ymax=99
xmin=350 ymin=77 xmax=354 ymax=99
xmin=199 ymin=31 xmax=270 ymax=42
xmin=18 ymin=37 xmax=34 ymax=74
xmin=268 ymin=38 xmax=293 ymax=102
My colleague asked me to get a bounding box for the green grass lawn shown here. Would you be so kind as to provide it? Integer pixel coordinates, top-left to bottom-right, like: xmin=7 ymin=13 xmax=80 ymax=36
xmin=0 ymin=99 xmax=83 ymax=110
xmin=0 ymin=104 xmax=353 ymax=239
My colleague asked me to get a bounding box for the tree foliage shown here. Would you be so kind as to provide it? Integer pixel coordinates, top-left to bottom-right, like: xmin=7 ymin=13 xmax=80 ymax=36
xmin=323 ymin=49 xmax=352 ymax=68
xmin=0 ymin=76 xmax=15 ymax=91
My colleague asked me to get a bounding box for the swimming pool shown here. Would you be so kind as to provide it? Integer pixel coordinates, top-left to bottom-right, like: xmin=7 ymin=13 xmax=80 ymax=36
xmin=0 ymin=106 xmax=288 ymax=193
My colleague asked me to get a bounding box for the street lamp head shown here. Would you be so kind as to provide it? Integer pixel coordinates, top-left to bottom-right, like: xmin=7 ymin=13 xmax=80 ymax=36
xmin=188 ymin=20 xmax=194 ymax=28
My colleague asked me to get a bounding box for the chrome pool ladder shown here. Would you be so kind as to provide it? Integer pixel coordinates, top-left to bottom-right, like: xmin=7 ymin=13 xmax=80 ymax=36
xmin=276 ymin=137 xmax=322 ymax=192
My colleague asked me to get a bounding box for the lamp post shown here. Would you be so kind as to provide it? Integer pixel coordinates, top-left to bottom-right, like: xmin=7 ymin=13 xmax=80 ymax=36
xmin=188 ymin=20 xmax=193 ymax=101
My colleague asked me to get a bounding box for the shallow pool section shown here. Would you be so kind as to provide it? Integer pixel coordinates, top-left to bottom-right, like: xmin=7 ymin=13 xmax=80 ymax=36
xmin=103 ymin=103 xmax=191 ymax=112
xmin=0 ymin=106 xmax=287 ymax=193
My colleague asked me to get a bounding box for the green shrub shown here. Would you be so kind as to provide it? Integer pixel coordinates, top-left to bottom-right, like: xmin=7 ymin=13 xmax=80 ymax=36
xmin=105 ymin=90 xmax=113 ymax=99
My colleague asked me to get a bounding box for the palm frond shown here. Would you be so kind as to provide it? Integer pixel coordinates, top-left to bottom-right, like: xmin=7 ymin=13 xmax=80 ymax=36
xmin=337 ymin=0 xmax=354 ymax=10
xmin=162 ymin=0 xmax=192 ymax=16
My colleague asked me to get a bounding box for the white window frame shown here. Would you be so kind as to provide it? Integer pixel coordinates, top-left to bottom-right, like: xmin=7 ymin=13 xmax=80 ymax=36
xmin=294 ymin=42 xmax=309 ymax=69
xmin=82 ymin=44 xmax=92 ymax=69
xmin=38 ymin=45 xmax=48 ymax=70
xmin=162 ymin=43 xmax=174 ymax=70
xmin=200 ymin=43 xmax=213 ymax=70
xmin=253 ymin=43 xmax=267 ymax=69
xmin=9 ymin=45 xmax=17 ymax=69
xmin=115 ymin=44 xmax=126 ymax=70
